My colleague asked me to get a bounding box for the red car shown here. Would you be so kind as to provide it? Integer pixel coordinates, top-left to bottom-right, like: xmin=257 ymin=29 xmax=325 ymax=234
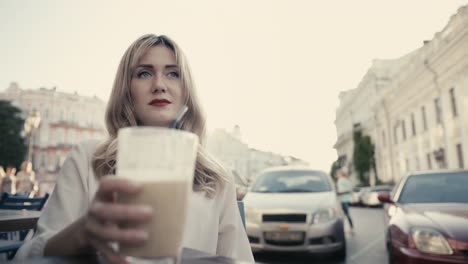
xmin=379 ymin=170 xmax=468 ymax=264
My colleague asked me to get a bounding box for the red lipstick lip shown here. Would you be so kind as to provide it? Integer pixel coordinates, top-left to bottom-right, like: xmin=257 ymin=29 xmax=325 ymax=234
xmin=148 ymin=99 xmax=171 ymax=106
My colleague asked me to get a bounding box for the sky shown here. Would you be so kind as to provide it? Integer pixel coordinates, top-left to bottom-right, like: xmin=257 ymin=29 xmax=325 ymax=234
xmin=1 ymin=0 xmax=467 ymax=172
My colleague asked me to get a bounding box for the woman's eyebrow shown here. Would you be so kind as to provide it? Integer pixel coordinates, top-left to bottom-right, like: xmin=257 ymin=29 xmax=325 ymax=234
xmin=136 ymin=64 xmax=154 ymax=69
xmin=136 ymin=64 xmax=178 ymax=69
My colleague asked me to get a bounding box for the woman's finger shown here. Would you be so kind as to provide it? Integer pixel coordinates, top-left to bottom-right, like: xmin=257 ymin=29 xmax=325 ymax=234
xmin=88 ymin=237 xmax=128 ymax=264
xmin=89 ymin=202 xmax=153 ymax=223
xmin=96 ymin=176 xmax=142 ymax=201
xmin=85 ymin=216 xmax=148 ymax=244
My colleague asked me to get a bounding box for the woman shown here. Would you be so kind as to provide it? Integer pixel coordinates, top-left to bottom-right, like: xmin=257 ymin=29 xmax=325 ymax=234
xmin=336 ymin=169 xmax=354 ymax=234
xmin=16 ymin=34 xmax=254 ymax=263
xmin=16 ymin=161 xmax=38 ymax=197
xmin=1 ymin=165 xmax=17 ymax=195
xmin=0 ymin=166 xmax=5 ymax=191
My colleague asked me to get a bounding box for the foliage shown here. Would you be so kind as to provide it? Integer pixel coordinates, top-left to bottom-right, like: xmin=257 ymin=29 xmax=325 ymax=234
xmin=329 ymin=160 xmax=341 ymax=182
xmin=0 ymin=100 xmax=26 ymax=169
xmin=352 ymin=130 xmax=376 ymax=185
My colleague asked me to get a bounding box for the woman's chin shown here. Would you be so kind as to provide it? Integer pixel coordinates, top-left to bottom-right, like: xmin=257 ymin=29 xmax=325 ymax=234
xmin=140 ymin=119 xmax=173 ymax=128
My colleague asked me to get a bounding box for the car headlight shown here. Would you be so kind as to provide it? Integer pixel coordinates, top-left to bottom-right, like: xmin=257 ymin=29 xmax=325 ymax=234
xmin=312 ymin=208 xmax=337 ymax=224
xmin=410 ymin=227 xmax=453 ymax=255
xmin=245 ymin=207 xmax=261 ymax=224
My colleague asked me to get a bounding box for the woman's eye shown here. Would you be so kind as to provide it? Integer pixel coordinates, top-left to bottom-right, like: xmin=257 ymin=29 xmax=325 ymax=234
xmin=137 ymin=71 xmax=152 ymax=78
xmin=167 ymin=71 xmax=179 ymax=78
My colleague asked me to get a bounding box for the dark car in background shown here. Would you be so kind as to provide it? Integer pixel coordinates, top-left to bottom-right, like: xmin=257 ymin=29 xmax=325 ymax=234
xmin=243 ymin=167 xmax=346 ymax=260
xmin=378 ymin=170 xmax=468 ymax=264
xmin=360 ymin=185 xmax=394 ymax=207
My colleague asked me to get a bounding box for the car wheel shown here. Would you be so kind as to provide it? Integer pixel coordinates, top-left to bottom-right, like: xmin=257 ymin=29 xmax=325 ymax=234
xmin=386 ymin=237 xmax=395 ymax=264
xmin=335 ymin=243 xmax=346 ymax=261
xmin=387 ymin=244 xmax=395 ymax=264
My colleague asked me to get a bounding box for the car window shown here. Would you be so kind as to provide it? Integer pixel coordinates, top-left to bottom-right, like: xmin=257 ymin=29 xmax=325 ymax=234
xmin=391 ymin=177 xmax=405 ymax=199
xmin=359 ymin=187 xmax=370 ymax=194
xmin=370 ymin=185 xmax=393 ymax=192
xmin=251 ymin=170 xmax=331 ymax=193
xmin=398 ymin=172 xmax=468 ymax=203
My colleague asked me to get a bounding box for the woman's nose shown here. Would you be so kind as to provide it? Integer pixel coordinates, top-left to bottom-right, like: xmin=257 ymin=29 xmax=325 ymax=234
xmin=152 ymin=75 xmax=167 ymax=93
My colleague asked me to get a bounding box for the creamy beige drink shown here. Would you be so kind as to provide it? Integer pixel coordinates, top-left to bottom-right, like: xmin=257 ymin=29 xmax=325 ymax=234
xmin=116 ymin=127 xmax=199 ymax=261
xmin=119 ymin=181 xmax=190 ymax=258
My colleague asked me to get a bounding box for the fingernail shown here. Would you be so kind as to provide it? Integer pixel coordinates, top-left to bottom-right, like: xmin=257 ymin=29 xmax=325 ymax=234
xmin=92 ymin=202 xmax=103 ymax=212
xmin=129 ymin=181 xmax=142 ymax=189
xmin=136 ymin=231 xmax=149 ymax=240
xmin=139 ymin=206 xmax=153 ymax=214
xmin=123 ymin=256 xmax=132 ymax=264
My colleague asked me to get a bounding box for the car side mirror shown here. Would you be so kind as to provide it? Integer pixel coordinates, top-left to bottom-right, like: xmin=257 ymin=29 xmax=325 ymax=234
xmin=378 ymin=193 xmax=394 ymax=204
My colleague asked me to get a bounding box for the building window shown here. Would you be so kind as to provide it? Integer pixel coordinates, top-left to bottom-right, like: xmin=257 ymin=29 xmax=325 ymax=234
xmin=450 ymin=87 xmax=458 ymax=117
xmin=402 ymin=120 xmax=407 ymax=140
xmin=393 ymin=124 xmax=398 ymax=144
xmin=411 ymin=113 xmax=416 ymax=136
xmin=434 ymin=98 xmax=442 ymax=124
xmin=427 ymin=153 xmax=432 ymax=170
xmin=421 ymin=106 xmax=428 ymax=131
xmin=456 ymin=143 xmax=464 ymax=169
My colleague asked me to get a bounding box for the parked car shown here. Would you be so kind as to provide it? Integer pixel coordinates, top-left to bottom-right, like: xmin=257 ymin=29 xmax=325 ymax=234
xmin=243 ymin=166 xmax=346 ymax=260
xmin=379 ymin=170 xmax=468 ymax=264
xmin=360 ymin=185 xmax=394 ymax=207
xmin=350 ymin=186 xmax=365 ymax=206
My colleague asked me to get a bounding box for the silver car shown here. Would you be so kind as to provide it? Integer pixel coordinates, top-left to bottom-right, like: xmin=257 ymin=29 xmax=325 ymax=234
xmin=351 ymin=186 xmax=364 ymax=206
xmin=243 ymin=167 xmax=346 ymax=260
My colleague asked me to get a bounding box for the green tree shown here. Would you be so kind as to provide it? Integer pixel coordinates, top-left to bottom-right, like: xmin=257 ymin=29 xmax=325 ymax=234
xmin=352 ymin=130 xmax=376 ymax=185
xmin=329 ymin=160 xmax=341 ymax=182
xmin=0 ymin=100 xmax=26 ymax=169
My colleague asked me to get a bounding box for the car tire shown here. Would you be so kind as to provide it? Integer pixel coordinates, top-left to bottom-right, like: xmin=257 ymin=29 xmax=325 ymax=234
xmin=335 ymin=243 xmax=346 ymax=261
xmin=387 ymin=244 xmax=395 ymax=264
xmin=386 ymin=235 xmax=394 ymax=264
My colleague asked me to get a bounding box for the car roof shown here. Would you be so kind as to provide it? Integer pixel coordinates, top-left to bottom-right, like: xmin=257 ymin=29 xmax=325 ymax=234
xmin=251 ymin=166 xmax=336 ymax=190
xmin=259 ymin=166 xmax=327 ymax=174
xmin=406 ymin=169 xmax=468 ymax=178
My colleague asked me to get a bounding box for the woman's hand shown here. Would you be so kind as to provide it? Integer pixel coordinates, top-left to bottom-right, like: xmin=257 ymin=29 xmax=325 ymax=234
xmin=80 ymin=176 xmax=153 ymax=264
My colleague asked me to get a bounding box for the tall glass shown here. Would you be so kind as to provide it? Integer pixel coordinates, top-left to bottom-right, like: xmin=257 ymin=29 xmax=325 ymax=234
xmin=116 ymin=127 xmax=199 ymax=262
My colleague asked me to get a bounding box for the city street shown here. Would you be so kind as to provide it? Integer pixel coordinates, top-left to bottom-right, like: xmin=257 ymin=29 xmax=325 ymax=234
xmin=1 ymin=2 xmax=468 ymax=263
xmin=254 ymin=207 xmax=388 ymax=264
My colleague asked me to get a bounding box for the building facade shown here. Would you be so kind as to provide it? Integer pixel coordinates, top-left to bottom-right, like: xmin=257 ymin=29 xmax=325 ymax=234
xmin=334 ymin=57 xmax=404 ymax=184
xmin=0 ymin=83 xmax=107 ymax=194
xmin=206 ymin=126 xmax=307 ymax=186
xmin=206 ymin=126 xmax=251 ymax=186
xmin=335 ymin=5 xmax=468 ymax=184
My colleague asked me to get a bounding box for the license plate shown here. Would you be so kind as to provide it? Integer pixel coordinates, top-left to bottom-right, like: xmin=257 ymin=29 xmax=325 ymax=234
xmin=264 ymin=232 xmax=304 ymax=241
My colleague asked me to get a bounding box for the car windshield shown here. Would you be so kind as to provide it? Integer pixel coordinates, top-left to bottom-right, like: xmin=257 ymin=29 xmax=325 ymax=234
xmin=353 ymin=187 xmax=363 ymax=192
xmin=370 ymin=185 xmax=393 ymax=192
xmin=398 ymin=172 xmax=468 ymax=203
xmin=251 ymin=170 xmax=331 ymax=193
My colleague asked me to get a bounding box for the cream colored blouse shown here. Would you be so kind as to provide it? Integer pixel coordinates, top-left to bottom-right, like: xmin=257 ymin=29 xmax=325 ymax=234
xmin=15 ymin=140 xmax=254 ymax=263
